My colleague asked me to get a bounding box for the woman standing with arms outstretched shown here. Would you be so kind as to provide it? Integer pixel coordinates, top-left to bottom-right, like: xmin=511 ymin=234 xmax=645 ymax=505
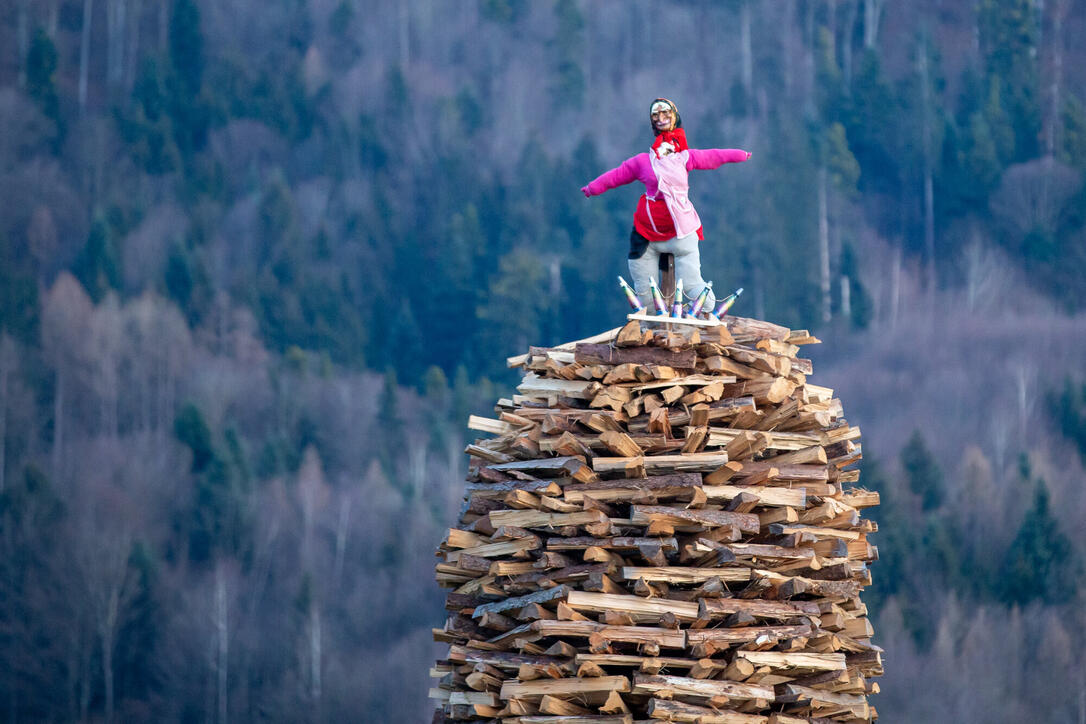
xmin=581 ymin=98 xmax=751 ymax=313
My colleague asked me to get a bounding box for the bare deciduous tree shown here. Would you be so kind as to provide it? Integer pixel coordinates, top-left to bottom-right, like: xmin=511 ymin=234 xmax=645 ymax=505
xmin=990 ymin=157 xmax=1080 ymax=242
xmin=41 ymin=273 xmax=94 ymax=479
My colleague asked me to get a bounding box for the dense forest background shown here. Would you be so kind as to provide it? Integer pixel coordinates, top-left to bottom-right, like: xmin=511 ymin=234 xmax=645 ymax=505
xmin=1 ymin=0 xmax=1085 ymax=721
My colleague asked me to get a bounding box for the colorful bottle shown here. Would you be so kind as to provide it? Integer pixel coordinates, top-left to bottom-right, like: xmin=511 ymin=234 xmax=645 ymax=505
xmin=617 ymin=276 xmax=645 ymax=313
xmin=671 ymin=279 xmax=684 ymax=319
xmin=689 ymin=281 xmax=713 ymax=318
xmin=711 ymin=287 xmax=744 ymax=319
xmin=648 ymin=277 xmax=668 ymax=315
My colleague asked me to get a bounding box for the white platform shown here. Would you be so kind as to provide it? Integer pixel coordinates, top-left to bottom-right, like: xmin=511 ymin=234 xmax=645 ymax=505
xmin=627 ymin=312 xmax=722 ymax=328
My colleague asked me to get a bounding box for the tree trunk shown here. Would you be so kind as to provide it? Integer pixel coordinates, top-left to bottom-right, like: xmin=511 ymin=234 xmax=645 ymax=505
xmin=803 ymin=1 xmax=815 ymax=113
xmin=843 ymin=0 xmax=859 ymax=88
xmin=158 ymin=0 xmax=168 ymax=51
xmin=919 ymin=35 xmax=936 ymax=294
xmin=890 ymin=246 xmax=901 ymax=329
xmin=309 ymin=604 xmax=322 ymax=722
xmin=17 ymin=0 xmax=30 ymax=89
xmin=1048 ymin=0 xmax=1068 ymax=156
xmin=924 ymin=170 xmax=935 ymax=291
xmin=818 ymin=168 xmax=831 ymax=324
xmin=782 ymin=4 xmax=794 ymax=97
xmin=101 ymin=593 xmax=117 ymax=724
xmin=127 ymin=0 xmax=142 ymax=92
xmin=80 ymin=630 xmax=92 ymax=723
xmin=215 ymin=565 xmax=228 ymax=724
xmin=333 ymin=498 xmax=352 ymax=591
xmin=105 ymin=0 xmax=128 ymax=92
xmin=399 ymin=2 xmax=410 ymax=68
xmin=863 ymin=0 xmax=883 ymax=49
xmin=80 ymin=0 xmax=95 ymax=113
xmin=0 ymin=336 xmax=10 ymax=494
xmin=740 ymin=0 xmax=752 ymax=107
xmin=52 ymin=366 xmax=64 ymax=479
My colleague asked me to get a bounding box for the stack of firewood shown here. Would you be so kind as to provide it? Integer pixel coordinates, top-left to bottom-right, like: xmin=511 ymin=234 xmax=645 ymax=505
xmin=430 ymin=315 xmax=881 ymax=724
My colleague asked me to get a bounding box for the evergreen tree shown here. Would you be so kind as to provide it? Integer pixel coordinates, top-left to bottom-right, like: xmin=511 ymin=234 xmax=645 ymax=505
xmin=839 ymin=242 xmax=871 ymax=329
xmin=479 ymin=0 xmax=529 ymax=23
xmin=25 ymin=28 xmax=61 ymax=144
xmin=550 ymin=0 xmax=585 ymax=107
xmin=72 ymin=214 xmax=122 ymax=303
xmin=961 ymin=111 xmax=1002 ymax=206
xmin=901 ymin=430 xmax=945 ymax=511
xmin=116 ymin=542 xmax=161 ymax=703
xmin=1002 ymin=480 xmax=1076 ymax=604
xmin=978 ymin=0 xmax=1042 ymax=162
xmin=164 ymin=241 xmax=210 ymax=324
xmin=174 ymin=404 xmax=250 ymax=562
xmin=122 ymin=57 xmax=181 ymax=175
xmin=1062 ymin=95 xmax=1086 ymax=169
xmin=377 ymin=368 xmax=404 ymax=484
xmin=845 ymin=49 xmax=901 ymax=195
xmin=1050 ymin=377 xmax=1086 ymax=463
xmin=167 ymin=0 xmax=211 ymax=155
xmin=424 ymin=365 xmax=450 ymax=451
xmin=169 ymin=0 xmax=204 ymax=99
xmin=0 ymin=232 xmax=39 ymax=345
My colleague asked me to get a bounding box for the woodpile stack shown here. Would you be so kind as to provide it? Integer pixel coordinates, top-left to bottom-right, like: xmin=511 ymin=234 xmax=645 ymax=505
xmin=430 ymin=315 xmax=881 ymax=724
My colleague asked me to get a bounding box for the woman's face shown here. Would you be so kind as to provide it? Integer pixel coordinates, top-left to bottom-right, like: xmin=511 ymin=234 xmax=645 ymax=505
xmin=651 ymin=107 xmax=675 ymax=132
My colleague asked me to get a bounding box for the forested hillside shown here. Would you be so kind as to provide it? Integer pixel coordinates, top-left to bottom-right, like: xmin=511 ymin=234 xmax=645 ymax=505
xmin=1 ymin=0 xmax=1085 ymax=722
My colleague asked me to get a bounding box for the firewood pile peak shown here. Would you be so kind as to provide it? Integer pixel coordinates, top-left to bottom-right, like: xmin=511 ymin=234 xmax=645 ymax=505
xmin=431 ymin=315 xmax=881 ymax=724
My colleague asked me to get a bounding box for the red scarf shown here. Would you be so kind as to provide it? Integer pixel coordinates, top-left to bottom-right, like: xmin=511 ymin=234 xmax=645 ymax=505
xmin=652 ymin=127 xmax=688 ymax=158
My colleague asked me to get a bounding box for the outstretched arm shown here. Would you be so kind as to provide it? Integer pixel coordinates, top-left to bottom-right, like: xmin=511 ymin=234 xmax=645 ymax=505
xmin=686 ymin=148 xmax=752 ymax=171
xmin=581 ymin=155 xmax=643 ymax=197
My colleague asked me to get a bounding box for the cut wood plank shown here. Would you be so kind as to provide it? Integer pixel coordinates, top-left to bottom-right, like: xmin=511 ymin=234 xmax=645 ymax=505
xmin=724 ymin=316 xmax=791 ymax=341
xmin=647 ymin=698 xmax=770 ymax=723
xmin=508 ymin=327 xmax=623 ymax=368
xmin=685 ymin=623 xmax=813 ymax=646
xmin=697 ymin=598 xmax=821 ymax=619
xmin=488 ymin=457 xmax=596 ymax=481
xmin=547 ymin=536 xmax=678 ymax=552
xmin=575 ymin=343 xmax=696 ymax=369
xmin=472 ymin=586 xmax=572 ymax=619
xmin=701 ymin=485 xmax=806 ymax=508
xmin=629 ymin=505 xmax=760 ymax=534
xmin=632 ymin=673 xmax=775 ymax=702
xmin=469 ymin=415 xmax=520 ymax=435
xmin=494 ymin=620 xmax=686 ymax=649
xmin=504 ymin=716 xmax=633 ymax=724
xmin=489 ymin=509 xmax=609 ymax=531
xmin=593 ymin=453 xmax=729 ymax=474
xmin=735 ymin=651 xmax=846 ymax=671
xmin=518 ymin=373 xmax=602 ymax=400
xmin=704 ymin=428 xmax=822 ymax=451
xmin=499 ymin=676 xmax=631 ymax=700
xmin=565 ymin=591 xmax=699 ymax=622
xmin=445 ymin=538 xmax=539 ymax=563
xmin=720 ymin=378 xmax=796 ymax=405
xmin=620 ymin=567 xmax=752 ymax=584
xmin=598 ymin=431 xmax=644 ymax=457
xmin=623 ymin=373 xmax=737 ymax=392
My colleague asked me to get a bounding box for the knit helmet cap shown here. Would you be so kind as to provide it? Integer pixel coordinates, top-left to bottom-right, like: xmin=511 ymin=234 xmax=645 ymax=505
xmin=649 ymin=97 xmax=682 ymax=135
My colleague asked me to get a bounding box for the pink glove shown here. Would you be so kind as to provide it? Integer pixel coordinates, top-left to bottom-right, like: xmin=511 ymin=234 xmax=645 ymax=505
xmin=581 ymin=185 xmax=591 ymax=197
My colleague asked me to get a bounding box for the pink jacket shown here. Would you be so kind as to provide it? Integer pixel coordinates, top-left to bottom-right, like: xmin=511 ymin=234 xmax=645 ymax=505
xmin=582 ymin=148 xmax=750 ymax=239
